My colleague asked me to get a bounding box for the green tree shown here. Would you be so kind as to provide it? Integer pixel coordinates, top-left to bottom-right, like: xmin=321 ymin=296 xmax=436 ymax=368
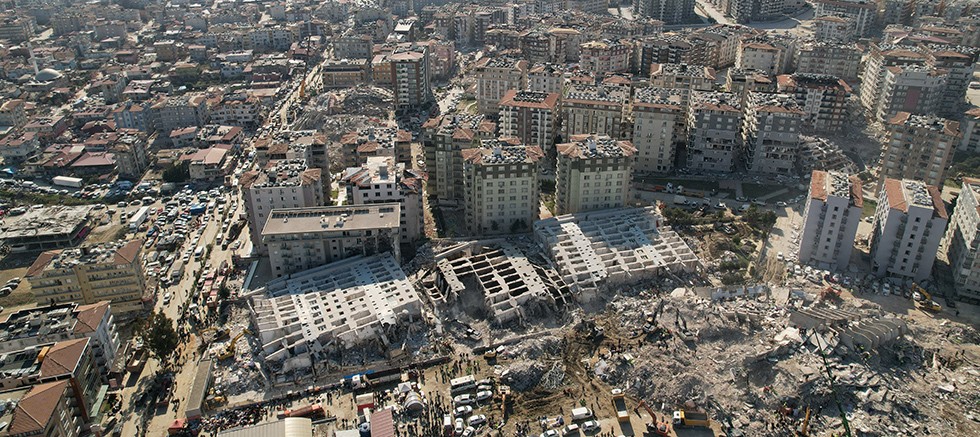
xmin=743 ymin=206 xmax=777 ymax=232
xmin=141 ymin=311 xmax=179 ymax=362
xmin=162 ymin=161 xmax=190 ymax=183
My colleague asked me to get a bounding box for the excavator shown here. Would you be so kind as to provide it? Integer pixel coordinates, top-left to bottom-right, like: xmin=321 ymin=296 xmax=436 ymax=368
xmin=638 ymin=400 xmax=671 ymax=437
xmin=912 ymin=283 xmax=942 ymax=312
xmin=218 ymin=329 xmax=252 ymax=360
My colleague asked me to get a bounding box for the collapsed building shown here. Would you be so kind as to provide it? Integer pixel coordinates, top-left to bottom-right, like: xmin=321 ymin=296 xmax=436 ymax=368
xmin=429 ymin=241 xmax=571 ymax=324
xmin=250 ymin=253 xmax=421 ymax=376
xmin=533 ymin=207 xmax=700 ymax=298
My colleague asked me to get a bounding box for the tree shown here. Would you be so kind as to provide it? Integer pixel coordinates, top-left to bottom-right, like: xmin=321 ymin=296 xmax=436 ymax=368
xmin=141 ymin=311 xmax=179 ymax=362
xmin=162 ymin=161 xmax=190 ymax=183
xmin=743 ymin=206 xmax=777 ymax=233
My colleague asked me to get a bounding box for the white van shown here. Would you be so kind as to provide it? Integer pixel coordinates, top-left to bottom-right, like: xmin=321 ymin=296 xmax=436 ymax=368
xmin=571 ymin=407 xmax=592 ymax=421
xmin=194 ymin=246 xmax=204 ymax=260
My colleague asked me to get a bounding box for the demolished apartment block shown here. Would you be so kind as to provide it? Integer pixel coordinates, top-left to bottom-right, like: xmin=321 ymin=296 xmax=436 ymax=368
xmin=251 ymin=253 xmax=421 ymax=376
xmin=789 ymin=307 xmax=909 ymax=352
xmin=430 ymin=241 xmax=571 ymax=324
xmin=533 ymin=207 xmax=700 ymax=297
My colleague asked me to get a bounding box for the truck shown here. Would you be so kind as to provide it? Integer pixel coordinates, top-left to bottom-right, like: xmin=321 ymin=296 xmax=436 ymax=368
xmin=129 ymin=206 xmax=150 ymax=232
xmin=52 ymin=176 xmax=83 ymax=188
xmin=611 ymin=388 xmax=629 ymax=423
xmin=672 ymin=410 xmax=711 ymax=428
xmin=672 ymin=195 xmax=688 ymax=205
xmin=283 ymin=404 xmax=323 ymax=418
xmin=168 ymin=260 xmax=184 ymax=284
xmin=571 ymin=407 xmax=593 ymax=421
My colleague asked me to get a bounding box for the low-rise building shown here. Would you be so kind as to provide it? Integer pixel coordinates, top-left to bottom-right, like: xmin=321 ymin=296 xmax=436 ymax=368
xmin=942 ymin=178 xmax=980 ymax=302
xmin=27 ymin=240 xmax=146 ymax=316
xmin=799 ymin=170 xmax=863 ymax=270
xmin=461 ymin=140 xmax=543 ymax=235
xmin=556 ymin=135 xmax=635 ymax=215
xmin=262 ymin=204 xmax=402 ymax=277
xmin=186 ymin=146 xmax=233 ymax=183
xmin=870 ymin=179 xmax=948 ymax=281
xmin=0 ymin=206 xmax=94 ymax=253
xmin=880 ymin=112 xmax=960 ymax=190
xmin=321 ymin=58 xmax=368 ymax=88
xmin=343 ymin=157 xmax=424 ymax=243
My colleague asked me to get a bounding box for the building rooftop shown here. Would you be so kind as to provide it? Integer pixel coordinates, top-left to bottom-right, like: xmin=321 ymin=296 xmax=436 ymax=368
xmin=242 ymin=159 xmax=321 ymax=189
xmin=809 ymin=170 xmax=863 ymax=207
xmin=478 ymin=57 xmax=526 ymax=69
xmin=633 ymin=87 xmax=685 ymax=108
xmin=882 ymin=178 xmax=948 ymax=219
xmin=887 ymin=112 xmax=960 ymax=137
xmin=651 ymin=63 xmax=715 ymax=79
xmin=777 ymin=73 xmax=849 ymax=91
xmin=27 ymin=239 xmax=142 ymax=276
xmin=499 ymin=90 xmax=559 ymax=109
xmin=747 ymin=93 xmax=804 ymax=114
xmin=690 ymin=91 xmax=741 ymax=111
xmin=462 ymin=141 xmax=544 ymax=165
xmin=5 ymin=380 xmax=68 ymax=436
xmin=563 ymin=84 xmax=625 ymax=105
xmin=0 ymin=205 xmax=93 ymax=242
xmin=557 ymin=135 xmax=635 ymax=159
xmin=261 ymin=204 xmax=401 ymax=236
xmin=0 ymin=302 xmax=107 ymax=344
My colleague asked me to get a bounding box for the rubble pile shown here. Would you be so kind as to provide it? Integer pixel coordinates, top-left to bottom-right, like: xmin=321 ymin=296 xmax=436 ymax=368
xmin=501 ymin=360 xmax=546 ymax=392
xmin=207 ymin=307 xmax=266 ymax=400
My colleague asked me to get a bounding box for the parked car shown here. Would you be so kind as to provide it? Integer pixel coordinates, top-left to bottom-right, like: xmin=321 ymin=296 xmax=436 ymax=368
xmin=453 ymin=394 xmax=475 ymax=406
xmin=467 ymin=415 xmax=487 ymax=427
xmin=475 ymin=390 xmax=493 ymax=401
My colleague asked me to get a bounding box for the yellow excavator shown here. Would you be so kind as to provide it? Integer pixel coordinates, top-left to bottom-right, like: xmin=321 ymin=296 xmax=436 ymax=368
xmin=911 ymin=283 xmax=942 ymax=312
xmin=218 ymin=329 xmax=251 ymax=360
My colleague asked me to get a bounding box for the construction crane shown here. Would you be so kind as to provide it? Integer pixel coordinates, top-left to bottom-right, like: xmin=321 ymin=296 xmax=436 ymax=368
xmin=218 ymin=329 xmax=251 ymax=360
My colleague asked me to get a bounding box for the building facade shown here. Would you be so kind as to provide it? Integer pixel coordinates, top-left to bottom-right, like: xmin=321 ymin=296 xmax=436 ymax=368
xmin=631 ymin=87 xmax=686 ymax=173
xmin=799 ymin=170 xmax=863 ymax=270
xmin=942 ymin=178 xmax=980 ymax=302
xmin=498 ymin=90 xmax=560 ymax=153
xmin=343 ymin=157 xmax=424 ymax=244
xmin=461 ymin=141 xmax=543 ymax=235
xmin=880 ymin=112 xmax=960 ymax=190
xmin=556 ymin=135 xmax=635 ymax=215
xmin=475 ymin=57 xmax=528 ymax=115
xmin=870 ymin=178 xmax=948 ymax=281
xmin=742 ymin=92 xmax=804 ymax=175
xmin=687 ymin=91 xmax=743 ymax=173
xmin=776 ymin=73 xmax=851 ymax=133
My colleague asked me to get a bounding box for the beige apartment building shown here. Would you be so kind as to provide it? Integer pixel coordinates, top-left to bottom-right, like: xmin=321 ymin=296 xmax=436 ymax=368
xmin=461 ymin=140 xmax=543 ymax=235
xmin=561 ymin=84 xmax=625 ymax=139
xmin=742 ymin=92 xmax=804 ymax=176
xmin=687 ymin=91 xmax=742 ymax=173
xmin=475 ymin=57 xmax=528 ymax=114
xmin=240 ymin=159 xmax=325 ymax=254
xmin=879 ymin=112 xmax=960 ymax=190
xmin=942 ymin=178 xmax=980 ymax=302
xmin=26 ymin=240 xmax=146 ymax=316
xmin=776 ymin=73 xmax=851 ymax=133
xmin=556 ymin=135 xmax=635 ymax=215
xmin=498 ymin=90 xmax=560 ymax=153
xmin=795 ymin=42 xmax=861 ymax=82
xmin=421 ymin=113 xmax=497 ymax=205
xmin=649 ymin=63 xmax=715 ymax=108
xmin=262 ymin=204 xmax=402 ymax=277
xmin=631 ymin=87 xmax=686 ymax=173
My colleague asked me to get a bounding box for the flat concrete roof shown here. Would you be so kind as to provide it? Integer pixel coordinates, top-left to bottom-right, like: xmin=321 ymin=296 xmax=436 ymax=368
xmin=261 ymin=204 xmax=401 ymax=236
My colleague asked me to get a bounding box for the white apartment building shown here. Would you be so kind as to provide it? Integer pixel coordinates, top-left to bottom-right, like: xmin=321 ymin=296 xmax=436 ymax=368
xmin=742 ymin=92 xmax=804 ymax=176
xmin=812 ymin=16 xmax=856 ymax=42
xmin=528 ymin=63 xmax=567 ymax=95
xmin=795 ymin=42 xmax=862 ymax=82
xmin=631 ymin=87 xmax=686 ymax=173
xmin=870 ymin=179 xmax=948 ymax=282
xmin=799 ymin=170 xmax=863 ymax=271
xmin=475 ymin=57 xmax=528 ymax=114
xmin=241 ymin=160 xmax=325 ymax=255
xmin=811 ymin=0 xmax=877 ymax=37
xmin=873 ymin=65 xmax=947 ymax=123
xmin=262 ymin=204 xmax=402 ymax=277
xmin=942 ymin=178 xmax=980 ymax=302
xmin=561 ymin=84 xmax=625 ymax=139
xmin=960 ymin=107 xmax=980 ymax=154
xmin=390 ymin=43 xmax=433 ymax=110
xmin=555 ymin=135 xmax=635 ymax=215
xmin=343 ymin=156 xmax=424 ymax=243
xmin=579 ymin=39 xmax=632 ymax=74
xmin=461 ymin=141 xmax=543 ymax=235
xmin=687 ymin=91 xmax=743 ymax=173
xmin=649 ymin=63 xmax=715 ymax=108
xmin=736 ymin=41 xmax=782 ymax=76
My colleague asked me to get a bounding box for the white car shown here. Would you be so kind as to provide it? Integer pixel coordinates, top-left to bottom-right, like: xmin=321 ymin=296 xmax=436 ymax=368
xmin=454 ymin=418 xmax=464 ymax=435
xmin=467 ymin=414 xmax=487 ymax=427
xmin=163 ymin=293 xmax=172 ymax=304
xmin=454 ymin=406 xmax=473 ymax=417
xmin=462 ymin=426 xmax=476 ymax=437
xmin=581 ymin=420 xmax=601 ymax=432
xmin=540 ymin=430 xmax=560 ymax=437
xmin=454 ymin=394 xmax=475 ymax=406
xmin=475 ymin=390 xmax=493 ymax=401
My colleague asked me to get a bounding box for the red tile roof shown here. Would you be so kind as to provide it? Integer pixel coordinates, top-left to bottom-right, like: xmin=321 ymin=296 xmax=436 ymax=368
xmin=8 ymin=380 xmax=69 ymax=435
xmin=40 ymin=338 xmax=88 ymax=378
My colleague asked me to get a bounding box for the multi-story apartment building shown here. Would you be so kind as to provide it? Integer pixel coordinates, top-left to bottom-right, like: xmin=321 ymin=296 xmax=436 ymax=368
xmin=799 ymin=170 xmax=863 ymax=270
xmin=209 ymin=94 xmax=263 ymax=128
xmin=338 ymin=126 xmax=413 ymax=167
xmin=649 ymin=63 xmax=715 ymax=108
xmin=859 ymin=44 xmax=930 ymax=118
xmin=498 ymin=90 xmax=560 ymax=153
xmin=561 ymin=84 xmax=625 ymax=139
xmin=742 ymin=93 xmax=804 ymax=175
xmin=240 ymin=159 xmax=325 ymax=254
xmin=736 ymin=40 xmax=783 ymax=76
xmin=687 ymin=91 xmax=743 ymax=173
xmin=343 ymin=157 xmax=424 ymax=244
xmin=812 ymin=15 xmax=857 ymax=42
xmin=555 ymin=135 xmax=635 ymax=214
xmin=632 ymin=87 xmax=686 ymax=173
xmin=475 ymin=57 xmax=528 ymax=115
xmin=795 ymin=42 xmax=862 ymax=82
xmin=776 ymin=73 xmax=851 ymax=133
xmin=880 ymin=112 xmax=960 ymax=190
xmin=0 ymin=15 xmax=33 ymax=42
xmin=927 ymin=47 xmax=980 ymax=119
xmin=0 ymin=301 xmax=120 ymax=374
xmin=0 ymin=379 xmax=88 ymax=437
xmin=726 ymin=68 xmax=776 ymax=103
xmin=871 ymin=64 xmax=947 ymax=123
xmin=870 ymin=178 xmax=948 ymax=281
xmin=27 ymin=240 xmax=146 ymax=316
xmin=579 ymin=39 xmax=632 ymax=74
xmin=632 ymin=0 xmax=698 ymax=24
xmin=811 ymin=0 xmax=877 ymax=37
xmin=112 ymin=129 xmax=150 ymax=179
xmin=461 ymin=141 xmax=543 ymax=235
xmin=112 ymin=100 xmax=155 ymax=132
xmin=527 ymin=63 xmax=567 ymax=95
xmin=725 ymin=0 xmax=786 ymax=24
xmin=959 ymin=107 xmax=980 ymax=154
xmin=151 ymin=93 xmax=209 ymax=133
xmin=942 ymin=178 xmax=980 ymax=302
xmin=0 ymin=99 xmax=27 ymax=129
xmin=262 ymin=204 xmax=402 ymax=277
xmin=421 ymin=113 xmax=496 ymax=205
xmin=389 ymin=43 xmax=433 ymax=110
